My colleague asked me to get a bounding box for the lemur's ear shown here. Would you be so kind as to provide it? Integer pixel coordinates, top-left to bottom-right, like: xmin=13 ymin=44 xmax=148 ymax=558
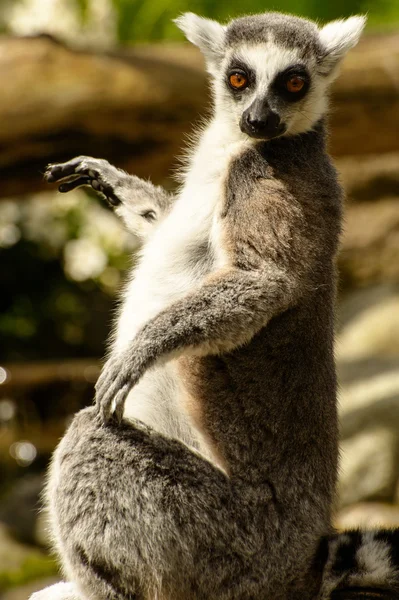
xmin=174 ymin=13 xmax=225 ymax=63
xmin=318 ymin=16 xmax=366 ymax=75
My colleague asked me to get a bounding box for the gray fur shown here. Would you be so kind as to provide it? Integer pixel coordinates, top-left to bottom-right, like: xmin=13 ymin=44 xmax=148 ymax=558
xmin=45 ymin=157 xmax=173 ymax=242
xmin=38 ymin=11 xmax=374 ymax=600
xmin=225 ymin=13 xmax=322 ymax=59
xmin=45 ymin=124 xmax=341 ymax=600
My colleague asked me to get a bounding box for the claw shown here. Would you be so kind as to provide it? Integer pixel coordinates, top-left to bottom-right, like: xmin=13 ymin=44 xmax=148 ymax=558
xmin=113 ymin=384 xmax=130 ymax=423
xmin=45 ymin=159 xmax=83 ymax=184
xmin=95 ymin=356 xmax=133 ymax=425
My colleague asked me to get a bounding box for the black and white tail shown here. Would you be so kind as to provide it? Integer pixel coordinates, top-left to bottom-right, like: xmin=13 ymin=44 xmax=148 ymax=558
xmin=320 ymin=529 xmax=399 ymax=598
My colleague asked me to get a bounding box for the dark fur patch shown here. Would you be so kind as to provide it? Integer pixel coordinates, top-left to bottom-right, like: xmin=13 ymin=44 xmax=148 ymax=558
xmin=313 ymin=535 xmax=332 ymax=572
xmin=225 ymin=13 xmax=323 ymax=60
xmin=331 ymin=531 xmax=363 ymax=575
xmin=331 ymin=588 xmax=398 ymax=599
xmin=75 ymin=545 xmax=139 ymax=600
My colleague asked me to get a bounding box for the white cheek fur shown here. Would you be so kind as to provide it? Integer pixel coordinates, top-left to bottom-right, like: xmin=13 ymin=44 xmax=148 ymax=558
xmin=214 ymin=40 xmax=331 ymax=137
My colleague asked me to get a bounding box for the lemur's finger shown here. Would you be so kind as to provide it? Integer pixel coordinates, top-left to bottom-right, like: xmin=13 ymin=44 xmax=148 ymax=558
xmin=102 ymin=187 xmax=122 ymax=207
xmin=45 ymin=158 xmax=84 ymax=182
xmin=90 ymin=180 xmax=121 ymax=207
xmin=96 ymin=370 xmax=132 ymax=424
xmin=59 ymin=177 xmax=91 ymax=193
xmin=112 ymin=384 xmax=130 ymax=423
xmin=96 ymin=370 xmax=124 ymax=404
xmin=98 ymin=397 xmax=111 ymax=424
xmin=98 ymin=385 xmax=120 ymax=423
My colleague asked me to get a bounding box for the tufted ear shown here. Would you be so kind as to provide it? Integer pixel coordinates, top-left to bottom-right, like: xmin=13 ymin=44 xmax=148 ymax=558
xmin=174 ymin=13 xmax=225 ymax=64
xmin=318 ymin=16 xmax=366 ymax=75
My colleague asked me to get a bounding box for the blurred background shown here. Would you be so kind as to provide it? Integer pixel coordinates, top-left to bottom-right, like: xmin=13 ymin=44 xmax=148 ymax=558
xmin=0 ymin=0 xmax=398 ymax=597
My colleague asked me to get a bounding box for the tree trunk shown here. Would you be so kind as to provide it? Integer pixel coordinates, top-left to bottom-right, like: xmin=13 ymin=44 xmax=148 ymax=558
xmin=0 ymin=32 xmax=398 ymax=198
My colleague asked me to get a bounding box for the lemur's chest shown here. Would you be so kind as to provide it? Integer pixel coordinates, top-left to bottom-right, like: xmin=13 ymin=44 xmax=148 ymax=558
xmin=138 ymin=139 xmax=248 ymax=280
xmin=116 ymin=128 xmax=251 ymax=349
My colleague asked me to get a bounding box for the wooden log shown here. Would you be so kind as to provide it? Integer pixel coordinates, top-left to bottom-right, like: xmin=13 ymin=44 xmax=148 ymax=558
xmin=0 ymin=358 xmax=100 ymax=390
xmin=0 ymin=32 xmax=398 ymax=198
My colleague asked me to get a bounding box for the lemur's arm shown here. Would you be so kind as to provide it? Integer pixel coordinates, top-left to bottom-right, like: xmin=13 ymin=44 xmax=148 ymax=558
xmin=45 ymin=157 xmax=175 ymax=242
xmin=96 ymin=265 xmax=300 ymax=422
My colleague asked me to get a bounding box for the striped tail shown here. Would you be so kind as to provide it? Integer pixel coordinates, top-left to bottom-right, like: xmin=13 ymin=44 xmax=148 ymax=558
xmin=319 ymin=529 xmax=399 ymax=598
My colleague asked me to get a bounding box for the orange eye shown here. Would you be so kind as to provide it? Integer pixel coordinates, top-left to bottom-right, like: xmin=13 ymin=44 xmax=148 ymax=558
xmin=229 ymin=72 xmax=248 ymax=90
xmin=286 ymin=76 xmax=305 ymax=93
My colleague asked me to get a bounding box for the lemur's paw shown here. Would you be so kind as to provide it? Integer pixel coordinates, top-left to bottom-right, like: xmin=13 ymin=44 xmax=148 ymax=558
xmin=95 ymin=353 xmax=140 ymax=424
xmin=44 ymin=156 xmax=121 ymax=206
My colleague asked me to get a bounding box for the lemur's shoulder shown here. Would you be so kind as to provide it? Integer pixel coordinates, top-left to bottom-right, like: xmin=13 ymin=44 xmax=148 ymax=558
xmin=221 ymin=123 xmax=343 ymax=271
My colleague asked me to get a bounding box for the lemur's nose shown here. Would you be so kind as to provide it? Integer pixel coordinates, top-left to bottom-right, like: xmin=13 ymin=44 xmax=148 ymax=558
xmin=240 ymin=100 xmax=285 ymax=139
xmin=246 ymin=111 xmax=280 ymax=132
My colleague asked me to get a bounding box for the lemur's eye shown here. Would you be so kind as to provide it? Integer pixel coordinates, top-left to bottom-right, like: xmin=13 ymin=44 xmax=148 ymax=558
xmin=228 ymin=71 xmax=248 ymax=90
xmin=286 ymin=76 xmax=305 ymax=93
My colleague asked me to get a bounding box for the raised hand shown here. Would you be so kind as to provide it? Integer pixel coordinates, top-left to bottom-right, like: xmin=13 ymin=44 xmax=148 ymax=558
xmin=45 ymin=156 xmax=175 ymax=239
xmin=45 ymin=156 xmax=123 ymax=206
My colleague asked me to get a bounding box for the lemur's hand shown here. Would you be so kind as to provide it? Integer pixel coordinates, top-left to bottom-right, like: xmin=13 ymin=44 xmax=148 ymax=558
xmin=44 ymin=156 xmax=122 ymax=206
xmin=95 ymin=341 xmax=152 ymax=423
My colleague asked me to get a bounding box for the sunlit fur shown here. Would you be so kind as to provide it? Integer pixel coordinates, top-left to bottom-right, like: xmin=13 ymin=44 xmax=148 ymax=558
xmin=33 ymin=11 xmax=372 ymax=600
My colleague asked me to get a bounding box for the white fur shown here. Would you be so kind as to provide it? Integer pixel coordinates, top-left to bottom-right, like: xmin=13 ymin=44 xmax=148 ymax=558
xmin=318 ymin=16 xmax=366 ymax=74
xmin=174 ymin=13 xmax=225 ymax=67
xmin=215 ymin=39 xmax=330 ymax=137
xmin=30 ymin=582 xmax=81 ymax=600
xmin=231 ymin=42 xmax=301 ymax=99
xmin=115 ymin=119 xmax=251 ymax=468
xmin=352 ymin=533 xmax=395 ymax=587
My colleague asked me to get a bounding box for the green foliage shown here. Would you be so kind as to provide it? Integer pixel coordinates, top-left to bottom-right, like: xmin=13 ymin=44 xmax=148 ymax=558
xmin=0 ymin=192 xmax=132 ymax=363
xmin=74 ymin=0 xmax=90 ymax=24
xmin=109 ymin=0 xmax=399 ymax=43
xmin=0 ymin=554 xmax=58 ymax=592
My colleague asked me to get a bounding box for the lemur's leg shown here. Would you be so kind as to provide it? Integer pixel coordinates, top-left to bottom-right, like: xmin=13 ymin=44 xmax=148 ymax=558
xmin=31 ymin=527 xmax=399 ymax=600
xmin=319 ymin=529 xmax=399 ymax=599
xmin=45 ymin=407 xmax=287 ymax=600
xmin=95 ymin=266 xmax=298 ymax=422
xmin=45 ymin=157 xmax=175 ymax=242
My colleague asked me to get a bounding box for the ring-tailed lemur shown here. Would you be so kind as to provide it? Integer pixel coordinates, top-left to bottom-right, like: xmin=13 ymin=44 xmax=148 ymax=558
xmin=31 ymin=10 xmax=399 ymax=600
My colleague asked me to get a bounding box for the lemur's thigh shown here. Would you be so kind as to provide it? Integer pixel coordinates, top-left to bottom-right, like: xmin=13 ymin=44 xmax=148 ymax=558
xmin=48 ymin=408 xmax=264 ymax=600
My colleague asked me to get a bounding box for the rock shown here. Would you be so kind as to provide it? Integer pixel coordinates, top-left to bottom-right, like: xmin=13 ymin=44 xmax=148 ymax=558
xmin=336 ymin=153 xmax=399 ymax=203
xmin=339 ymin=199 xmax=399 ymax=290
xmin=338 ymin=428 xmax=397 ymax=507
xmin=337 ymin=285 xmax=399 ymax=361
xmin=0 ymin=32 xmax=398 ymax=198
xmin=336 ymin=502 xmax=399 ymax=531
xmin=336 ymin=285 xmax=399 ymax=507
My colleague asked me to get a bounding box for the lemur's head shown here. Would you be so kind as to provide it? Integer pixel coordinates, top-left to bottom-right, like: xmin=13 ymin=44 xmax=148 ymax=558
xmin=175 ymin=12 xmax=365 ymax=140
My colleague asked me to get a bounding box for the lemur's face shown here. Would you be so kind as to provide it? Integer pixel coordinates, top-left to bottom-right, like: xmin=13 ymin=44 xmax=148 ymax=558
xmin=218 ymin=40 xmax=322 ymax=140
xmin=176 ymin=12 xmax=365 ymax=141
